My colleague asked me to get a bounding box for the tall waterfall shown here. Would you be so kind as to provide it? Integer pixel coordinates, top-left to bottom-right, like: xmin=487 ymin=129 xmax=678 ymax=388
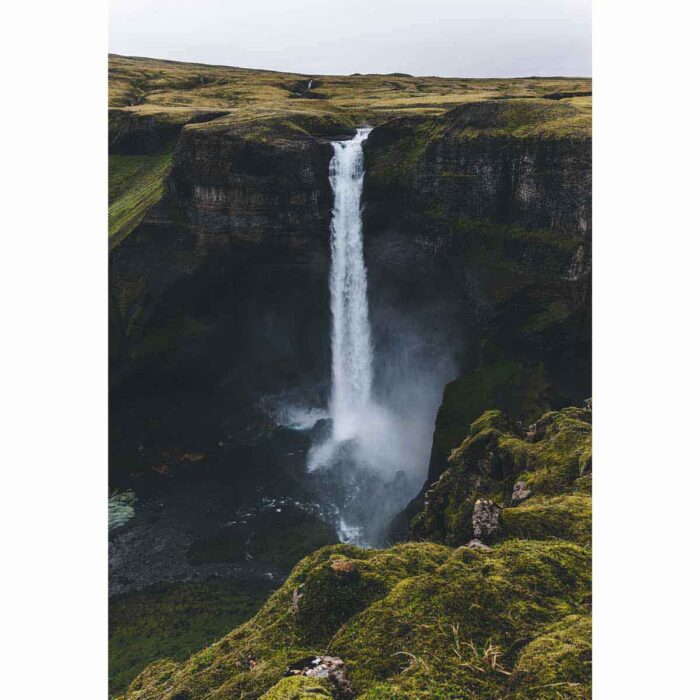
xmin=328 ymin=127 xmax=373 ymax=441
xmin=303 ymin=126 xmax=446 ymax=545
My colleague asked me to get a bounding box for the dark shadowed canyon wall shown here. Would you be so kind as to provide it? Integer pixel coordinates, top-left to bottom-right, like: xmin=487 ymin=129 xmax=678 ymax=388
xmin=109 ymin=101 xmax=591 ymax=526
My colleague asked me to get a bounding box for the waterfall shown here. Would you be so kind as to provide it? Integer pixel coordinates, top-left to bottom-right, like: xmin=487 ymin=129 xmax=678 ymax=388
xmin=308 ymin=126 xmax=423 ymax=546
xmin=305 ymin=127 xmax=439 ymax=545
xmin=328 ymin=127 xmax=373 ymax=441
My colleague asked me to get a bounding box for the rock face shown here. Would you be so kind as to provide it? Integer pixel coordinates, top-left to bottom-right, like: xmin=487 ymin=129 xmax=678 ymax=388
xmin=364 ymin=100 xmax=591 ymax=403
xmin=472 ymin=499 xmax=502 ymax=543
xmin=365 ymin=101 xmax=590 ymax=239
xmin=412 ymin=405 xmax=592 ymax=547
xmin=366 ymin=102 xmax=592 ymax=538
xmin=109 ymin=114 xmax=348 ymax=477
xmin=166 ymin=120 xmax=335 ymax=253
xmin=109 ymin=100 xmax=591 ymax=505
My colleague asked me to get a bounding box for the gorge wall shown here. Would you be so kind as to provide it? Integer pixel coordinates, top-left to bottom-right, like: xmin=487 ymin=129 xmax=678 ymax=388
xmin=361 ymin=101 xmax=591 ymax=534
xmin=109 ymin=100 xmax=591 ymax=522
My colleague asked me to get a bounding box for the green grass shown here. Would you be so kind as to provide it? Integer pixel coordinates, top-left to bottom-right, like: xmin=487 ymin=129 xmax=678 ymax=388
xmin=109 ymin=580 xmax=270 ymax=697
xmin=108 ymin=152 xmax=173 ymax=247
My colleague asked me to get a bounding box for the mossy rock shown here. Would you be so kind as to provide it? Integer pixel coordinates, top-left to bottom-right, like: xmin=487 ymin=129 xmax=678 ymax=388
xmin=414 ymin=405 xmax=591 ymax=546
xmin=426 ymin=360 xmax=553 ymax=485
xmin=260 ymin=675 xmax=333 ymax=699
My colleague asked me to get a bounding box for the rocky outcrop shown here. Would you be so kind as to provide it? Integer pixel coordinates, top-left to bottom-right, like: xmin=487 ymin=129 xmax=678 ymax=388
xmin=472 ymin=498 xmax=502 ymax=543
xmin=412 ymin=405 xmax=592 ymax=547
xmin=283 ymin=656 xmax=353 ymax=699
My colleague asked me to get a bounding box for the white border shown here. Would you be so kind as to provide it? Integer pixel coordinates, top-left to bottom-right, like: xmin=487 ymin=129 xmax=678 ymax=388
xmin=4 ymin=1 xmax=699 ymax=697
xmin=594 ymin=0 xmax=699 ymax=696
xmin=3 ymin=0 xmax=107 ymax=697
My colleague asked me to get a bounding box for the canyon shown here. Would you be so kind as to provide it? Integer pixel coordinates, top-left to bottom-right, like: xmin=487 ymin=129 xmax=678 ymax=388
xmin=108 ymin=55 xmax=591 ymax=698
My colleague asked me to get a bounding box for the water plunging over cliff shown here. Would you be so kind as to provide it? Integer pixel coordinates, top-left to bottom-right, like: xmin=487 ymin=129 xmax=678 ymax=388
xmin=305 ymin=127 xmax=434 ymax=545
xmin=328 ymin=127 xmax=373 ymax=440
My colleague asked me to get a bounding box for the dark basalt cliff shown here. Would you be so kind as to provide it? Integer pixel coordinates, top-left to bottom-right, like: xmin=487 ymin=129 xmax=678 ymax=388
xmin=360 ymin=101 xmax=591 ymax=536
xmin=109 ymin=113 xmax=350 ymax=477
xmin=109 ymin=100 xmax=591 ymax=504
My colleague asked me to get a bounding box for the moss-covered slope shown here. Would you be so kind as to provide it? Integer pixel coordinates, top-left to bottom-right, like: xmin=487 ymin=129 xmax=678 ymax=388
xmin=109 ymin=152 xmax=173 ymax=246
xmin=413 ymin=405 xmax=591 ymax=548
xmin=121 ymin=405 xmax=591 ymax=699
xmin=122 ymin=539 xmax=590 ymax=699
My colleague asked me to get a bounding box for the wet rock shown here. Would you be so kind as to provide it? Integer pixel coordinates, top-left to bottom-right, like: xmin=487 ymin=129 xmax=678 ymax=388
xmin=150 ymin=463 xmax=171 ymax=476
xmin=472 ymin=499 xmax=501 ymax=543
xmin=511 ymin=481 xmax=531 ymax=504
xmin=309 ymin=418 xmax=333 ymax=443
xmin=466 ymin=539 xmax=492 ymax=550
xmin=181 ymin=452 xmax=205 ymax=462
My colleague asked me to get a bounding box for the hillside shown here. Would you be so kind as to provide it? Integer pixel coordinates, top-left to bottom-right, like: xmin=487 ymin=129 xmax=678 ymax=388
xmin=119 ymin=405 xmax=592 ymax=699
xmin=109 ymin=54 xmax=591 ymax=120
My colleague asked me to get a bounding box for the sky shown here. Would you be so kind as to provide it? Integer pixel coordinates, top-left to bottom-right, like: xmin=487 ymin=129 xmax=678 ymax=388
xmin=109 ymin=0 xmax=591 ymax=78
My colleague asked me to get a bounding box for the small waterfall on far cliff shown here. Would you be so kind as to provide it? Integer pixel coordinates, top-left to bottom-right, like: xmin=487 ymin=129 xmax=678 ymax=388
xmin=328 ymin=127 xmax=374 ymax=440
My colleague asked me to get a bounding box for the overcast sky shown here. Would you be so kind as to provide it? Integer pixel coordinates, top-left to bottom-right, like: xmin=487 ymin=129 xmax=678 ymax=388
xmin=109 ymin=0 xmax=591 ymax=78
